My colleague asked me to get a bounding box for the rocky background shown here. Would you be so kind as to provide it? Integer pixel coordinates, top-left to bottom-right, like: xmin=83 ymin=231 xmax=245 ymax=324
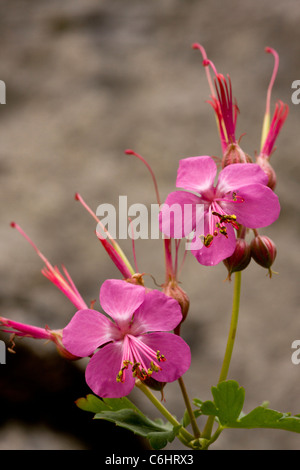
xmin=0 ymin=0 xmax=300 ymax=450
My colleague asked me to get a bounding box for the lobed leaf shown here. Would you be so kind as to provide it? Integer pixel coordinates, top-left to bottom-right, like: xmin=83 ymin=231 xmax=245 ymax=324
xmin=196 ymin=380 xmax=300 ymax=434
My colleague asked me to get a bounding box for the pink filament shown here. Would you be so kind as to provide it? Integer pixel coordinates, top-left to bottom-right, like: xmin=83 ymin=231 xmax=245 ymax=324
xmin=118 ymin=334 xmax=162 ymax=382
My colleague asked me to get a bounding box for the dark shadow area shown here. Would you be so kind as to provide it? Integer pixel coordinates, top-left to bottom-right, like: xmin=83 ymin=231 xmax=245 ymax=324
xmin=0 ymin=336 xmax=147 ymax=450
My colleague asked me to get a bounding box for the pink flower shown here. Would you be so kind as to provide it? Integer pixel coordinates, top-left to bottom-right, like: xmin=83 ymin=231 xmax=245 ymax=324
xmin=62 ymin=279 xmax=191 ymax=398
xmin=159 ymin=156 xmax=280 ymax=266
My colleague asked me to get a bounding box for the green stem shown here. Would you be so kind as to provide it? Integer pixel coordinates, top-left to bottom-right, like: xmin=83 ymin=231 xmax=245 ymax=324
xmin=135 ymin=380 xmax=194 ymax=447
xmin=202 ymin=425 xmax=224 ymax=449
xmin=178 ymin=377 xmax=201 ymax=438
xmin=202 ymin=271 xmax=242 ymax=440
xmin=218 ymin=270 xmax=242 ymax=383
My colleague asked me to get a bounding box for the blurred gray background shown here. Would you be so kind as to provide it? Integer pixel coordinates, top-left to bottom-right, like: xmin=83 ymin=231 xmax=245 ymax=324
xmin=0 ymin=0 xmax=300 ymax=450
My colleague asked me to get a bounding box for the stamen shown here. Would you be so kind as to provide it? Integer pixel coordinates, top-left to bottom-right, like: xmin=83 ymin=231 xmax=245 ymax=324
xmin=116 ymin=335 xmax=164 ymax=384
xmin=201 ymin=234 xmax=214 ymax=247
xmin=116 ymin=360 xmax=132 ymax=383
xmin=212 ymin=210 xmax=239 ymax=231
xmin=214 ymin=192 xmax=244 ymax=204
xmin=156 ymin=350 xmax=166 ymax=362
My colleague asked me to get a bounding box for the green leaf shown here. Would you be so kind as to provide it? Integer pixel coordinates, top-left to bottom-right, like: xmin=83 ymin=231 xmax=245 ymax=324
xmin=76 ymin=394 xmax=180 ymax=449
xmin=102 ymin=397 xmax=142 ymax=413
xmin=75 ymin=394 xmax=141 ymax=414
xmin=200 ymin=400 xmax=218 ymax=417
xmin=195 ymin=380 xmax=245 ymax=425
xmin=197 ymin=380 xmax=300 ymax=435
xmin=211 ymin=380 xmax=245 ymax=425
xmin=193 ymin=398 xmax=203 ymax=408
xmin=232 ymin=406 xmax=300 ymax=433
xmin=75 ymin=394 xmax=107 ymax=413
xmin=94 ymin=409 xmax=179 ymax=449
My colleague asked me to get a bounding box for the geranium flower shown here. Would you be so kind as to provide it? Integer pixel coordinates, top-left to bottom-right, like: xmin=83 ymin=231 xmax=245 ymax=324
xmin=159 ymin=156 xmax=280 ymax=266
xmin=62 ymin=279 xmax=191 ymax=398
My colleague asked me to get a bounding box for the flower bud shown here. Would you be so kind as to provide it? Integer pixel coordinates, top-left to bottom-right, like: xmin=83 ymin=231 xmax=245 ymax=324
xmin=255 ymin=155 xmax=277 ymax=190
xmin=250 ymin=235 xmax=277 ymax=277
xmin=142 ymin=376 xmax=166 ymax=400
xmin=222 ymin=142 xmax=252 ymax=168
xmin=163 ymin=280 xmax=190 ymax=335
xmin=223 ymin=238 xmax=251 ymax=280
xmin=163 ymin=281 xmax=190 ymax=321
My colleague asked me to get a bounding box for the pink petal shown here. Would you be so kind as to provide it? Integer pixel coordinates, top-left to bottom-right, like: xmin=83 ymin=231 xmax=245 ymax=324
xmin=141 ymin=332 xmax=191 ymax=382
xmin=220 ymin=184 xmax=280 ymax=228
xmin=131 ymin=290 xmax=183 ymax=334
xmin=159 ymin=190 xmax=204 ymax=238
xmin=62 ymin=309 xmax=114 ymax=357
xmin=176 ymin=156 xmax=217 ymax=193
xmin=191 ymin=222 xmax=236 ymax=266
xmin=217 ymin=163 xmax=268 ymax=194
xmin=100 ymin=279 xmax=145 ymax=323
xmin=85 ymin=342 xmax=135 ymax=398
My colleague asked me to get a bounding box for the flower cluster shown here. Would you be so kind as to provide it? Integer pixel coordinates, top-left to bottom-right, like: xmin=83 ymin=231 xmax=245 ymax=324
xmin=0 ymin=44 xmax=287 ymax=414
xmin=159 ymin=44 xmax=287 ymax=276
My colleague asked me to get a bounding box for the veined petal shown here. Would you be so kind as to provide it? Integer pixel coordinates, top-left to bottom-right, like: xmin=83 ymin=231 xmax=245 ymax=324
xmin=176 ymin=156 xmax=217 ymax=193
xmin=100 ymin=279 xmax=145 ymax=323
xmin=85 ymin=342 xmax=135 ymax=398
xmin=141 ymin=332 xmax=191 ymax=382
xmin=159 ymin=190 xmax=204 ymax=238
xmin=191 ymin=220 xmax=236 ymax=266
xmin=131 ymin=290 xmax=183 ymax=334
xmin=220 ymin=183 xmax=280 ymax=228
xmin=62 ymin=309 xmax=114 ymax=357
xmin=217 ymin=163 xmax=268 ymax=195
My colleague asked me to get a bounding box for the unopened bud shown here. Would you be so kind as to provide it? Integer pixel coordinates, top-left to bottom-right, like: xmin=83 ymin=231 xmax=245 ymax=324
xmin=222 ymin=142 xmax=252 ymax=168
xmin=255 ymin=155 xmax=277 ymax=190
xmin=223 ymin=238 xmax=251 ymax=280
xmin=143 ymin=376 xmax=166 ymax=400
xmin=163 ymin=280 xmax=190 ymax=335
xmin=250 ymin=235 xmax=277 ymax=277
